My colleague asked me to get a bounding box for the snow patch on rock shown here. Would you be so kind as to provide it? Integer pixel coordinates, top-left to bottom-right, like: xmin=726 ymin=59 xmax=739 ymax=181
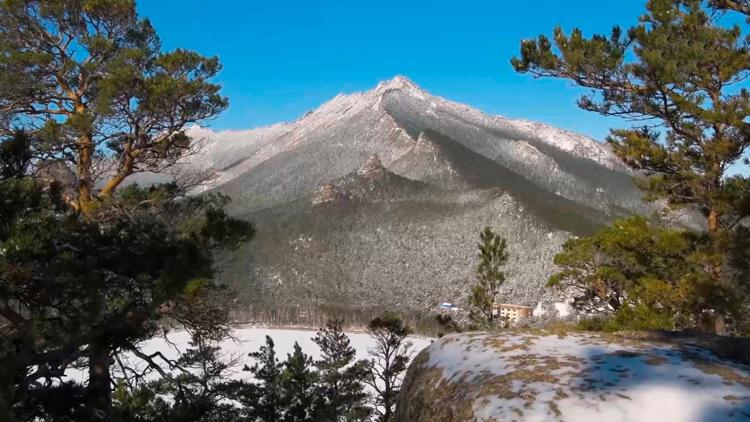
xmin=400 ymin=331 xmax=750 ymax=421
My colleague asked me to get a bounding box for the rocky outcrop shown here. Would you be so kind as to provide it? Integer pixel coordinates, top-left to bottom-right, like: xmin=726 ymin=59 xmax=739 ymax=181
xmin=312 ymin=155 xmax=430 ymax=207
xmin=396 ymin=331 xmax=750 ymax=421
xmin=357 ymin=153 xmax=386 ymax=181
xmin=311 ymin=183 xmax=347 ymax=206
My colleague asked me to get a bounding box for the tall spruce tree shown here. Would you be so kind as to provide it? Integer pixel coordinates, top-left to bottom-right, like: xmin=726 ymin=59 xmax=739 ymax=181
xmin=280 ymin=342 xmax=318 ymax=422
xmin=312 ymin=320 xmax=370 ymax=422
xmin=242 ymin=335 xmax=283 ymax=422
xmin=512 ymin=0 xmax=750 ymax=331
xmin=468 ymin=227 xmax=509 ymax=326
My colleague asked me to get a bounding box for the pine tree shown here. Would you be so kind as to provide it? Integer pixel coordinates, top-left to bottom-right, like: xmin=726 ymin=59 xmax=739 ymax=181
xmin=115 ymin=283 xmax=242 ymax=422
xmin=114 ymin=339 xmax=240 ymax=422
xmin=547 ymin=217 xmax=724 ymax=330
xmin=0 ymin=132 xmax=253 ymax=421
xmin=0 ymin=1 xmax=238 ymax=417
xmin=312 ymin=320 xmax=370 ymax=421
xmin=0 ymin=0 xmax=228 ymax=214
xmin=468 ymin=227 xmax=509 ymax=326
xmin=512 ymin=0 xmax=750 ymax=332
xmin=0 ymin=130 xmax=31 ymax=179
xmin=280 ymin=342 xmax=318 ymax=422
xmin=243 ymin=336 xmax=283 ymax=422
xmin=365 ymin=315 xmax=413 ymax=422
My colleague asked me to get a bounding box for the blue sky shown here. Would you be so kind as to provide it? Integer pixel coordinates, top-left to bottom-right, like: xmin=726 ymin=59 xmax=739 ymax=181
xmin=138 ymin=1 xmax=748 ymax=175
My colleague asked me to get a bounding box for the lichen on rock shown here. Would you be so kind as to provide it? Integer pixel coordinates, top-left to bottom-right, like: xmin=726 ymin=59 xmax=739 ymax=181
xmin=396 ymin=331 xmax=750 ymax=421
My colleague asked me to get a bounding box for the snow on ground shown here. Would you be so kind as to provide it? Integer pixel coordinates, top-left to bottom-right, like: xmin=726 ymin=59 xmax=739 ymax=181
xmin=65 ymin=327 xmax=433 ymax=384
xmin=412 ymin=331 xmax=750 ymax=421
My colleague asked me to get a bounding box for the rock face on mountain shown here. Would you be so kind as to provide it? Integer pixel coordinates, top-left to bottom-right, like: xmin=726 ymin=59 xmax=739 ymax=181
xmin=396 ymin=331 xmax=750 ymax=421
xmin=309 ymin=154 xmax=431 ymax=207
xmin=312 ymin=183 xmax=346 ymax=206
xmin=357 ymin=154 xmax=386 ymax=181
xmin=185 ymin=76 xmax=662 ymax=319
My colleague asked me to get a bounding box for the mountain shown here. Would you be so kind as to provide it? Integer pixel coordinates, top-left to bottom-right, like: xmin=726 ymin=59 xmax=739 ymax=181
xmin=183 ymin=76 xmax=657 ymax=321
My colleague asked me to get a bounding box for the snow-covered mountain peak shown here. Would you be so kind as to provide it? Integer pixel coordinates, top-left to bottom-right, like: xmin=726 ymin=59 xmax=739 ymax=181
xmin=374 ymin=75 xmax=422 ymax=94
xmin=187 ymin=76 xmax=636 ymax=200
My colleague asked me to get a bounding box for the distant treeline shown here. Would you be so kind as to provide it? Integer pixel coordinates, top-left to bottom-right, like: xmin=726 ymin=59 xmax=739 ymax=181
xmin=230 ymin=303 xmax=445 ymax=336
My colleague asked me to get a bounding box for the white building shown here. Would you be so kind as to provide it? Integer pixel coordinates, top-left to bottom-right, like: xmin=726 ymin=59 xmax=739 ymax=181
xmin=492 ymin=303 xmax=534 ymax=323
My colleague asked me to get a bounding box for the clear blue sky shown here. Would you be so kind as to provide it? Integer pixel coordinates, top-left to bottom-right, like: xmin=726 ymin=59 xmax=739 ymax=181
xmin=137 ymin=1 xmax=644 ymax=137
xmin=138 ymin=1 xmax=748 ymax=175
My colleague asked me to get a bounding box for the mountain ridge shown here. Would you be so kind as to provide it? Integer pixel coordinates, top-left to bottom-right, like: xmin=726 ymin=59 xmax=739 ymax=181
xmin=188 ymin=76 xmax=625 ymax=189
xmin=178 ymin=76 xmax=660 ymax=319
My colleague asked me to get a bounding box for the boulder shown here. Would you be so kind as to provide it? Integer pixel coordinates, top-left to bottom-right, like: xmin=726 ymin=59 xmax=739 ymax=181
xmin=396 ymin=330 xmax=750 ymax=421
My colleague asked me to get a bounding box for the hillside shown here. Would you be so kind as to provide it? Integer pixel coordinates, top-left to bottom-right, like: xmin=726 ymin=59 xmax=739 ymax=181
xmin=178 ymin=76 xmax=670 ymax=320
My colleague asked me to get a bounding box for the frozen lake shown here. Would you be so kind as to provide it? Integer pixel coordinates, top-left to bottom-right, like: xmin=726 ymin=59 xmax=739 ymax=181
xmin=66 ymin=326 xmax=434 ymax=383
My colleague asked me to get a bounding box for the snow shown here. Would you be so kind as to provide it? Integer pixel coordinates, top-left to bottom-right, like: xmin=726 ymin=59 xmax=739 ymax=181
xmin=533 ymin=300 xmax=573 ymax=319
xmin=190 ymin=75 xmax=627 ymax=194
xmin=421 ymin=332 xmax=750 ymax=421
xmin=65 ymin=327 xmax=433 ymax=384
xmin=554 ymin=301 xmax=571 ymax=317
xmin=499 ymin=119 xmax=622 ymax=170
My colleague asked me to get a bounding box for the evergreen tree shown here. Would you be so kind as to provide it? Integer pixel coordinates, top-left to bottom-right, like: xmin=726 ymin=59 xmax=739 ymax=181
xmin=547 ymin=217 xmax=737 ymax=330
xmin=468 ymin=227 xmax=509 ymax=326
xmin=0 ymin=0 xmax=228 ymax=213
xmin=113 ymin=282 xmax=242 ymax=422
xmin=0 ymin=1 xmax=239 ymax=417
xmin=365 ymin=315 xmax=413 ymax=422
xmin=512 ymin=0 xmax=750 ymax=332
xmin=113 ymin=334 xmax=241 ymax=422
xmin=0 ymin=130 xmax=31 ymax=179
xmin=242 ymin=335 xmax=283 ymax=422
xmin=312 ymin=320 xmax=370 ymax=421
xmin=0 ymin=133 xmax=253 ymax=421
xmin=280 ymin=342 xmax=318 ymax=422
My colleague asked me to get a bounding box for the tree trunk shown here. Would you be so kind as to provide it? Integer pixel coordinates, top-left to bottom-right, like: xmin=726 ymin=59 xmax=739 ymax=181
xmin=707 ymin=208 xmax=720 ymax=235
xmin=714 ymin=314 xmax=728 ymax=336
xmin=87 ymin=345 xmax=111 ymax=420
xmin=383 ymin=383 xmax=392 ymax=422
xmin=77 ymin=130 xmax=95 ymax=214
xmin=99 ymin=147 xmax=135 ymax=199
xmin=707 ymin=207 xmax=729 ymax=335
xmin=98 ymin=170 xmax=128 ymax=199
xmin=706 ymin=207 xmax=724 ymax=279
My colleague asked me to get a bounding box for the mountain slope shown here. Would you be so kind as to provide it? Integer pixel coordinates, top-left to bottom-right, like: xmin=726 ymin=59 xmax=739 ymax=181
xmin=187 ymin=76 xmax=656 ymax=319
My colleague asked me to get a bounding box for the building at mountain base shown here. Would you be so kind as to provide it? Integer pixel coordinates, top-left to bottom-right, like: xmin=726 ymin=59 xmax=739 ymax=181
xmin=492 ymin=303 xmax=534 ymax=323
